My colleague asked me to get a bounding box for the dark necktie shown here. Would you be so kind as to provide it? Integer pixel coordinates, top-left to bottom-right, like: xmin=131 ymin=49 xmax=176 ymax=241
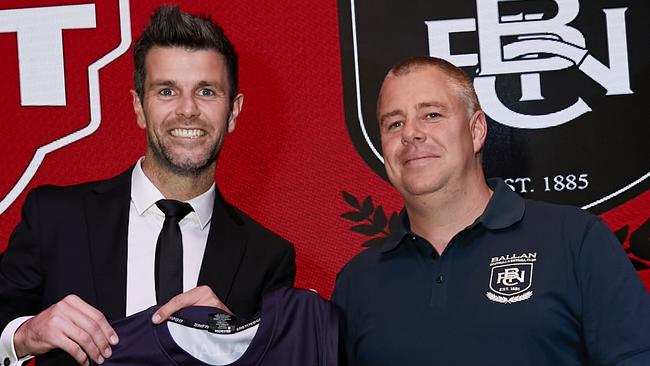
xmin=155 ymin=199 xmax=194 ymax=304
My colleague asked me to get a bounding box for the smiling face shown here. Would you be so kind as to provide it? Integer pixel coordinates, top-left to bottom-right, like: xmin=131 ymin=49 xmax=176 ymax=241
xmin=377 ymin=65 xmax=486 ymax=199
xmin=132 ymin=46 xmax=243 ymax=177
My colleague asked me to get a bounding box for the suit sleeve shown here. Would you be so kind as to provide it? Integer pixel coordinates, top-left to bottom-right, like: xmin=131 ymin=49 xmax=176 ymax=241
xmin=263 ymin=244 xmax=296 ymax=293
xmin=0 ymin=189 xmax=45 ymax=331
xmin=0 ymin=189 xmax=46 ymax=365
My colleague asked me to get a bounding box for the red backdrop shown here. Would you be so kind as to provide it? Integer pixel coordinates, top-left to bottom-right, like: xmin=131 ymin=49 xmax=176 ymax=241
xmin=0 ymin=0 xmax=648 ymax=300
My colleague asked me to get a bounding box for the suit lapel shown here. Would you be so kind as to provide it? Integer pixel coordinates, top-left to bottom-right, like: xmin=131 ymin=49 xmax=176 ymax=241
xmin=85 ymin=168 xmax=132 ymax=322
xmin=197 ymin=189 xmax=247 ymax=304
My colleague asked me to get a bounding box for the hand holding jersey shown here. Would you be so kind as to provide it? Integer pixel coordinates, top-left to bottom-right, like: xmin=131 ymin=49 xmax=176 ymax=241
xmin=152 ymin=286 xmax=232 ymax=325
xmin=100 ymin=288 xmax=340 ymax=366
xmin=14 ymin=288 xmax=232 ymax=366
xmin=14 ymin=295 xmax=118 ymax=366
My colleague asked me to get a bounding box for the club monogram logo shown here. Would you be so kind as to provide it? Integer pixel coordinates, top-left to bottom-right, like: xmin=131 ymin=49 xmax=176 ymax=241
xmin=487 ymin=252 xmax=536 ymax=304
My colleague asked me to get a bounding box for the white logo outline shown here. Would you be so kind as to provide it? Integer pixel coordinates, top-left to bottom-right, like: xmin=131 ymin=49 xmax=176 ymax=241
xmin=0 ymin=0 xmax=132 ymax=214
xmin=489 ymin=263 xmax=533 ymax=297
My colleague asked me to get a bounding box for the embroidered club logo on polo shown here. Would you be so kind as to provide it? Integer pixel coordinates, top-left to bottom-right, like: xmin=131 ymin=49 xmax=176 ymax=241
xmin=487 ymin=253 xmax=536 ymax=304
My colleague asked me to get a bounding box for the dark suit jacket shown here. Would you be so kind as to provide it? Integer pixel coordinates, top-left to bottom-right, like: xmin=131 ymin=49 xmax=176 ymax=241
xmin=0 ymin=167 xmax=295 ymax=365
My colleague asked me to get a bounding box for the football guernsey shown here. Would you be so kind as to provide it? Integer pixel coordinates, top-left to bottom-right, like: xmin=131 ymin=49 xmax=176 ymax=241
xmin=99 ymin=287 xmax=340 ymax=365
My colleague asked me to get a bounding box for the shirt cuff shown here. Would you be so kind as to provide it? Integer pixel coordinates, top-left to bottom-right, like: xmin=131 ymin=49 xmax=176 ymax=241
xmin=1 ymin=316 xmax=35 ymax=366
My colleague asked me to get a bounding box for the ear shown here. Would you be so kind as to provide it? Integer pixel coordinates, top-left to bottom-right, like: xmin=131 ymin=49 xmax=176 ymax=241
xmin=227 ymin=93 xmax=244 ymax=133
xmin=131 ymin=90 xmax=147 ymax=129
xmin=469 ymin=110 xmax=487 ymax=154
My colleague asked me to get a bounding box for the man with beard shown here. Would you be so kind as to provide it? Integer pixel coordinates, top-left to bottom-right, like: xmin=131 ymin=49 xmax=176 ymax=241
xmin=0 ymin=6 xmax=295 ymax=366
xmin=332 ymin=56 xmax=650 ymax=365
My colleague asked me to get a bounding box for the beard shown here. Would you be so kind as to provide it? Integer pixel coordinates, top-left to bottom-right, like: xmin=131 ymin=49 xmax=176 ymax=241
xmin=146 ymin=127 xmax=224 ymax=177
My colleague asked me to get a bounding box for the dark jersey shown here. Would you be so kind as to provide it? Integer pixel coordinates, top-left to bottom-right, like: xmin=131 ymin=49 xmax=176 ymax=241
xmin=99 ymin=287 xmax=340 ymax=365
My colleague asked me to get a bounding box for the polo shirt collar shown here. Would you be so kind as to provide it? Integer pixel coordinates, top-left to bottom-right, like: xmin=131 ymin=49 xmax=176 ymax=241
xmin=130 ymin=158 xmax=215 ymax=229
xmin=380 ymin=178 xmax=525 ymax=254
xmin=478 ymin=178 xmax=525 ymax=230
xmin=380 ymin=210 xmax=411 ymax=253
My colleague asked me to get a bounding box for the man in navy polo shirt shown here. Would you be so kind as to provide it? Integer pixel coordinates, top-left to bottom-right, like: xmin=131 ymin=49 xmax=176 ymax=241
xmin=331 ymin=56 xmax=650 ymax=365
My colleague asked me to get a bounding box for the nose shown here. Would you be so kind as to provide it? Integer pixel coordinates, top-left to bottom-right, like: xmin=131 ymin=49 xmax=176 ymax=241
xmin=175 ymin=93 xmax=200 ymax=119
xmin=401 ymin=120 xmax=426 ymax=145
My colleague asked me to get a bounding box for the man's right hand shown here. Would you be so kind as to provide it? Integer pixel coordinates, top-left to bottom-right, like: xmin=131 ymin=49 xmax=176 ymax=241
xmin=13 ymin=294 xmax=118 ymax=366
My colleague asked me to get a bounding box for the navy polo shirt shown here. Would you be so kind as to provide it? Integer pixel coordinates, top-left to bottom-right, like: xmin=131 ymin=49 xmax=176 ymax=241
xmin=332 ymin=179 xmax=650 ymax=366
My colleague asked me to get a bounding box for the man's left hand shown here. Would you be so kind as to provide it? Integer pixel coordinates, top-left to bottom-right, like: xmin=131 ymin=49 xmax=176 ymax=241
xmin=151 ymin=286 xmax=232 ymax=324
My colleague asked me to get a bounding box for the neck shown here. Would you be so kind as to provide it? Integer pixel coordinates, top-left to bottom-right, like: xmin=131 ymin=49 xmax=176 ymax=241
xmin=404 ymin=175 xmax=492 ymax=255
xmin=141 ymin=156 xmax=215 ymax=201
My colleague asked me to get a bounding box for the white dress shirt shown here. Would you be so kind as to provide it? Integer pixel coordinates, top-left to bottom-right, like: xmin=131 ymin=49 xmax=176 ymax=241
xmin=126 ymin=158 xmax=214 ymax=315
xmin=0 ymin=158 xmax=215 ymax=365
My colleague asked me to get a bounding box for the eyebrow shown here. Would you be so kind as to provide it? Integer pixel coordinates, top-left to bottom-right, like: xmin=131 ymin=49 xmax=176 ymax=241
xmin=148 ymin=79 xmax=227 ymax=92
xmin=416 ymin=101 xmax=448 ymax=112
xmin=379 ymin=109 xmax=405 ymax=126
xmin=379 ymin=101 xmax=449 ymax=125
xmin=148 ymin=80 xmax=175 ymax=88
xmin=196 ymin=80 xmax=227 ymax=92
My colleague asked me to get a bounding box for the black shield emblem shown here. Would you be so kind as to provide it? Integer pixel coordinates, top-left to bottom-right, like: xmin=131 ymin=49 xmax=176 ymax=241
xmin=490 ymin=263 xmax=533 ymax=297
xmin=338 ymin=0 xmax=649 ymax=213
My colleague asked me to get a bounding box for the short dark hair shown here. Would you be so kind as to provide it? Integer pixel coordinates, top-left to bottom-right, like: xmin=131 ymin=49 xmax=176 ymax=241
xmin=387 ymin=56 xmax=480 ymax=116
xmin=133 ymin=5 xmax=238 ymax=102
